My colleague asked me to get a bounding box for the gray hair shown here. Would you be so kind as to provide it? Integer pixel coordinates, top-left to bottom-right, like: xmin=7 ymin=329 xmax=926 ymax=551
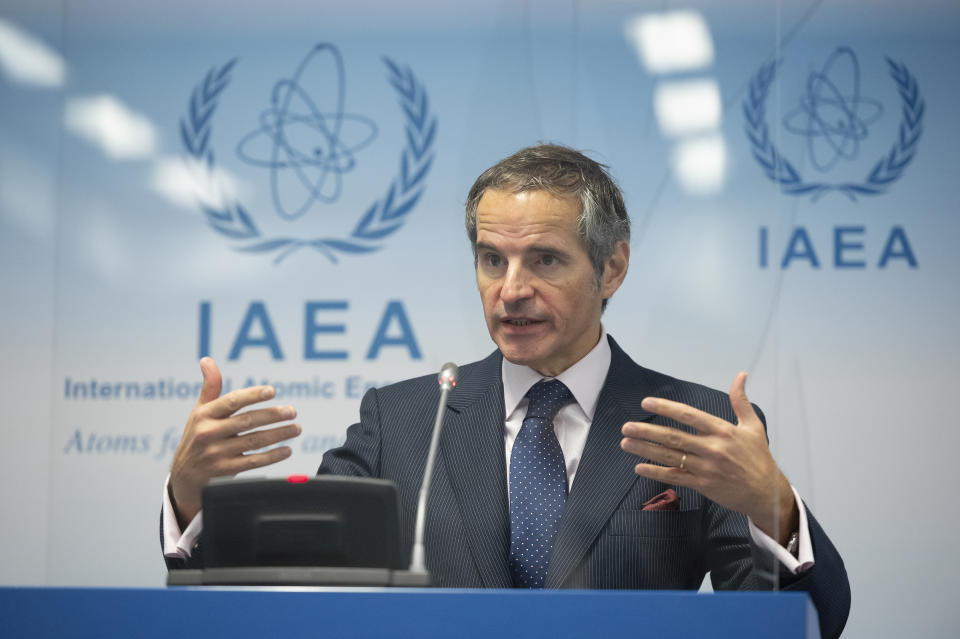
xmin=465 ymin=144 xmax=631 ymax=307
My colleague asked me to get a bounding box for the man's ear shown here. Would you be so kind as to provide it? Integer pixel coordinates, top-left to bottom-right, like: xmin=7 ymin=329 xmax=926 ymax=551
xmin=600 ymin=241 xmax=630 ymax=299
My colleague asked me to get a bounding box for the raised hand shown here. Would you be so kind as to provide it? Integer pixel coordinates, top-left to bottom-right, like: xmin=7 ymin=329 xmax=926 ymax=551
xmin=620 ymin=372 xmax=797 ymax=544
xmin=169 ymin=357 xmax=301 ymax=526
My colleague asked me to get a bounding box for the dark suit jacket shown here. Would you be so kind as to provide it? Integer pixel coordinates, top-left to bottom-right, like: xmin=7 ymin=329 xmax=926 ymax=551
xmin=316 ymin=336 xmax=849 ymax=637
xmin=165 ymin=336 xmax=850 ymax=637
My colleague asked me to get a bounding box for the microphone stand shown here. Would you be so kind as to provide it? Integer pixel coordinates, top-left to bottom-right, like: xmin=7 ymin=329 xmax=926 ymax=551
xmin=393 ymin=362 xmax=457 ymax=586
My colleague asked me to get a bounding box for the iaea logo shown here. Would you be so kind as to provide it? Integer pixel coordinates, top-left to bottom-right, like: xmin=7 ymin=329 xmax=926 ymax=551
xmin=744 ymin=47 xmax=924 ymax=201
xmin=180 ymin=43 xmax=437 ymax=264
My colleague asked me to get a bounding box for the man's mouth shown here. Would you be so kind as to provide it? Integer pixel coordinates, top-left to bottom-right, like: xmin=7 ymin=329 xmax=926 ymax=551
xmin=503 ymin=318 xmax=543 ymax=327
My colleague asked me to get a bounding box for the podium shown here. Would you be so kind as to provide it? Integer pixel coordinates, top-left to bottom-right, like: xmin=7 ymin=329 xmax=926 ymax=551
xmin=0 ymin=587 xmax=820 ymax=638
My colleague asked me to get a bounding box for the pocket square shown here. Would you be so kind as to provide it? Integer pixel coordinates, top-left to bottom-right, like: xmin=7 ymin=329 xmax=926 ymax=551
xmin=642 ymin=488 xmax=680 ymax=511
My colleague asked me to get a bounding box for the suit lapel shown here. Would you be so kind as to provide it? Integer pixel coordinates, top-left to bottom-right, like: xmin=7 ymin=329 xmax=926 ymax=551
xmin=545 ymin=338 xmax=657 ymax=588
xmin=439 ymin=352 xmax=513 ymax=588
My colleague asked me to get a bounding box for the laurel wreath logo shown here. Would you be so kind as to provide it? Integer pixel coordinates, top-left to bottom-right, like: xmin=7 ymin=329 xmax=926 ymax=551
xmin=180 ymin=55 xmax=436 ymax=263
xmin=743 ymin=57 xmax=924 ymax=201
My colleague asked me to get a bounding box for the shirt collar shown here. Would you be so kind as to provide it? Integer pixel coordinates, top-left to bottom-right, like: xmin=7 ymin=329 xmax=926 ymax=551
xmin=501 ymin=327 xmax=612 ymax=421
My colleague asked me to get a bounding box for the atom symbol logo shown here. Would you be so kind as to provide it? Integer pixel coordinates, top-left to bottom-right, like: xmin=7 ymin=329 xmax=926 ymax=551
xmin=743 ymin=48 xmax=924 ymax=201
xmin=179 ymin=44 xmax=437 ymax=263
xmin=235 ymin=44 xmax=378 ymax=221
xmin=782 ymin=47 xmax=883 ymax=173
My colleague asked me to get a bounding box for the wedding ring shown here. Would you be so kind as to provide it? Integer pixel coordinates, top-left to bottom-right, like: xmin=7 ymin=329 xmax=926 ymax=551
xmin=679 ymin=453 xmax=687 ymax=470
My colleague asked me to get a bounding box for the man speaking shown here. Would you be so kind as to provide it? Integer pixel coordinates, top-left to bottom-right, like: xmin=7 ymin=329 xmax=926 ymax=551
xmin=162 ymin=145 xmax=850 ymax=638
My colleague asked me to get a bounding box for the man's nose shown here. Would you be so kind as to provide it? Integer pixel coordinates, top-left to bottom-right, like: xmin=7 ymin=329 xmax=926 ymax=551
xmin=501 ymin=264 xmax=534 ymax=302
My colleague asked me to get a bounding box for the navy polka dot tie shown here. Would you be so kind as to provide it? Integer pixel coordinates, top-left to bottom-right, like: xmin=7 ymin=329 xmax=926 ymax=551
xmin=509 ymin=379 xmax=573 ymax=588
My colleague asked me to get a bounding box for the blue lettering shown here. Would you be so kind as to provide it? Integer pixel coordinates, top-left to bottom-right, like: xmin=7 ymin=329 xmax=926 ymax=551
xmin=366 ymin=300 xmax=422 ymax=360
xmin=301 ymin=434 xmax=343 ymax=454
xmin=834 ymin=226 xmax=866 ymax=268
xmin=155 ymin=428 xmax=180 ymax=460
xmin=202 ymin=300 xmax=424 ymax=361
xmin=781 ymin=228 xmax=820 ymax=268
xmin=62 ymin=431 xmax=151 ymax=454
xmin=63 ymin=429 xmax=83 ymax=454
xmin=878 ymin=226 xmax=918 ymax=268
xmin=198 ymin=301 xmax=211 ymax=358
xmin=228 ymin=302 xmax=284 ymax=361
xmin=318 ymin=381 xmax=336 ymax=398
xmin=345 ymin=375 xmax=390 ymax=398
xmin=759 ymin=226 xmax=768 ymax=269
xmin=304 ymin=301 xmax=348 ymax=360
xmin=759 ymin=225 xmax=917 ymax=270
xmin=344 ymin=375 xmax=363 ymax=398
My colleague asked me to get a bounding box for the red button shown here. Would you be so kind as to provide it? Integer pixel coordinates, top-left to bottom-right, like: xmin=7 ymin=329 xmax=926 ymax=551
xmin=287 ymin=474 xmax=310 ymax=483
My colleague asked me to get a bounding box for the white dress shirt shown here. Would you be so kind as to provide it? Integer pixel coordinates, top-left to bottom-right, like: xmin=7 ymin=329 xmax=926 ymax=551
xmin=501 ymin=324 xmax=611 ymax=493
xmin=166 ymin=328 xmax=813 ymax=573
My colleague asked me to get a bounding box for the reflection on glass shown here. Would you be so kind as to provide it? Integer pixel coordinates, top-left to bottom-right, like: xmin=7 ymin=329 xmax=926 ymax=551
xmin=671 ymin=133 xmax=727 ymax=195
xmin=624 ymin=10 xmax=714 ymax=74
xmin=0 ymin=18 xmax=64 ymax=88
xmin=653 ymin=78 xmax=722 ymax=137
xmin=63 ymin=94 xmax=157 ymax=160
xmin=149 ymin=155 xmax=247 ymax=212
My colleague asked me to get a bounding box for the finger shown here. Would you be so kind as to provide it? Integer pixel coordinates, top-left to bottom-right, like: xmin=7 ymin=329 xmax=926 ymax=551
xmin=728 ymin=371 xmax=756 ymax=425
xmin=197 ymin=357 xmax=223 ymax=405
xmin=204 ymin=385 xmax=277 ymax=419
xmin=640 ymin=397 xmax=728 ymax=435
xmin=221 ymin=422 xmax=302 ymax=456
xmin=620 ymin=437 xmax=692 ymax=470
xmin=219 ymin=405 xmax=297 ymax=437
xmin=223 ymin=445 xmax=294 ymax=474
xmin=621 ymin=422 xmax=710 ymax=457
xmin=633 ymin=462 xmax=697 ymax=489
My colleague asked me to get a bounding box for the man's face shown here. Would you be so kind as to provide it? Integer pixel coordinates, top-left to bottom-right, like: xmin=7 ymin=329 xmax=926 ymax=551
xmin=474 ymin=188 xmax=628 ymax=377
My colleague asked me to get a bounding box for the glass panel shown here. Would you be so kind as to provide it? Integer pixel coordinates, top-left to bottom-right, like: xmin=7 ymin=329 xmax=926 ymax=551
xmin=0 ymin=2 xmax=957 ymax=638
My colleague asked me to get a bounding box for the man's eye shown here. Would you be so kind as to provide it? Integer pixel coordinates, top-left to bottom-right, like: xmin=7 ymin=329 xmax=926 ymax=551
xmin=539 ymin=254 xmax=557 ymax=266
xmin=485 ymin=253 xmax=502 ymax=267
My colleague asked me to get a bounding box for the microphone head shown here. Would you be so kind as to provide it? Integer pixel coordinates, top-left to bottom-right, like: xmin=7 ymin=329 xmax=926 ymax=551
xmin=438 ymin=362 xmax=459 ymax=390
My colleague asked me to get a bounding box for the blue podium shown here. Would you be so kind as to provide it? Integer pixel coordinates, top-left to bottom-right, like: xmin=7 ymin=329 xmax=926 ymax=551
xmin=0 ymin=587 xmax=820 ymax=638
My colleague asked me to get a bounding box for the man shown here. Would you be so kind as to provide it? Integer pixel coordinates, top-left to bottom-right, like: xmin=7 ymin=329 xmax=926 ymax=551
xmin=163 ymin=145 xmax=850 ymax=637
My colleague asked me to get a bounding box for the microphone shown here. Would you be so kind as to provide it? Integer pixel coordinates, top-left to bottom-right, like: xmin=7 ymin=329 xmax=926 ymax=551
xmin=408 ymin=362 xmax=458 ymax=575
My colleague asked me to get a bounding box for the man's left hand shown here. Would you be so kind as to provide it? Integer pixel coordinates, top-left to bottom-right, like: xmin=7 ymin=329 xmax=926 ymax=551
xmin=620 ymin=372 xmax=798 ymax=545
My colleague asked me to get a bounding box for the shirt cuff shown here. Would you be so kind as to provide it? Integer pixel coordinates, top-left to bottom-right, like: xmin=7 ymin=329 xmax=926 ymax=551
xmin=162 ymin=473 xmax=203 ymax=559
xmin=747 ymin=485 xmax=815 ymax=575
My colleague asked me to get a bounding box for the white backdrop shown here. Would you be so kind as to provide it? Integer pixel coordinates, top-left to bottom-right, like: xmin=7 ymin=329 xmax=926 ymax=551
xmin=1 ymin=1 xmax=958 ymax=637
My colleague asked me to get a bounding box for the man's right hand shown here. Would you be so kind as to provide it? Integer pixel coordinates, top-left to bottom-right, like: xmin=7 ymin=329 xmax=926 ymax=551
xmin=168 ymin=357 xmax=301 ymax=527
